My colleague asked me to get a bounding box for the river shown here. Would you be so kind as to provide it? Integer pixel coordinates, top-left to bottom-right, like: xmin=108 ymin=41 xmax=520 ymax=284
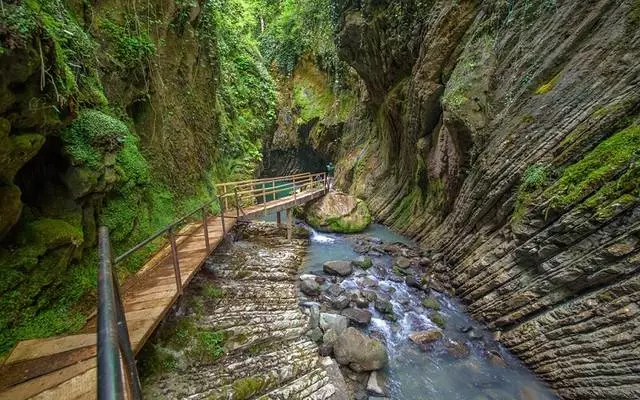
xmin=299 ymin=222 xmax=558 ymax=400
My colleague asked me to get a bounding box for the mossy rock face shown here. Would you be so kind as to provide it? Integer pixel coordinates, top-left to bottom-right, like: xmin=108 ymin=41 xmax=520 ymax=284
xmin=305 ymin=192 xmax=372 ymax=233
xmin=0 ymin=184 xmax=23 ymax=240
xmin=0 ymin=124 xmax=46 ymax=183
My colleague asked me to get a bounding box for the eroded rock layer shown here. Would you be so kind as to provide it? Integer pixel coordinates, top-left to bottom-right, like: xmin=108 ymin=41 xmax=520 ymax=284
xmin=331 ymin=1 xmax=640 ymax=398
xmin=141 ymin=223 xmax=339 ymax=399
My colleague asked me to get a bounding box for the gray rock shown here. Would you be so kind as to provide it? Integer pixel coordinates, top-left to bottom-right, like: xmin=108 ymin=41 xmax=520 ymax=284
xmin=363 ymin=290 xmax=377 ymax=302
xmin=374 ymin=296 xmax=393 ymax=314
xmin=318 ymin=343 xmax=333 ymax=357
xmin=300 ymin=279 xmax=321 ymax=296
xmin=354 ymin=391 xmax=368 ymax=400
xmin=408 ymin=329 xmax=443 ymax=346
xmin=309 ymin=305 xmax=320 ymax=330
xmin=353 ymin=293 xmax=370 ymax=308
xmin=306 ymin=327 xmax=323 ymax=343
xmin=326 ymin=283 xmax=345 ymax=298
xmin=342 ymin=307 xmax=372 ymax=325
xmin=323 ymin=328 xmax=339 ymax=346
xmin=405 ymin=275 xmax=421 ymax=289
xmin=320 ymin=313 xmax=349 ymax=335
xmin=323 ymin=260 xmax=354 ymax=276
xmin=445 ymin=340 xmax=470 ymax=358
xmin=366 ymin=371 xmax=387 ymax=396
xmin=469 ymin=328 xmax=484 ymax=340
xmin=332 ymin=294 xmax=351 ymax=310
xmin=394 ymin=256 xmax=412 ymax=269
xmin=333 ymin=327 xmax=388 ymax=372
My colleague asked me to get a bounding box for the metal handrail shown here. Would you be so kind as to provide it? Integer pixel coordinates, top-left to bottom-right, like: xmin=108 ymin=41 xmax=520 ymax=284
xmin=97 ymin=227 xmax=142 ymax=400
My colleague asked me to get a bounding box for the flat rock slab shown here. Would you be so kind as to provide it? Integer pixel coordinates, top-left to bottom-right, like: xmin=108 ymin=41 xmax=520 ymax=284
xmin=324 ymin=260 xmax=354 ymax=276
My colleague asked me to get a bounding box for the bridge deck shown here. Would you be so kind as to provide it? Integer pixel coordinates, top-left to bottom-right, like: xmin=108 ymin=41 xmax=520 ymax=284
xmin=0 ymin=185 xmax=325 ymax=400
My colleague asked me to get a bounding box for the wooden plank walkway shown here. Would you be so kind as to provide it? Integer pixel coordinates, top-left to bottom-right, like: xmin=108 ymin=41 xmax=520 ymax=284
xmin=0 ymin=184 xmax=326 ymax=400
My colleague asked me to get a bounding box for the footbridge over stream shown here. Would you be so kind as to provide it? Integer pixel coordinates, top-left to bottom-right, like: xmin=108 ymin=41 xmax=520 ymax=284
xmin=0 ymin=173 xmax=328 ymax=400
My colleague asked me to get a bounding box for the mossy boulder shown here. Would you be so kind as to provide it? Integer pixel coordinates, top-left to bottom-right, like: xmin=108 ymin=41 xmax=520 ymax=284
xmin=304 ymin=192 xmax=371 ymax=233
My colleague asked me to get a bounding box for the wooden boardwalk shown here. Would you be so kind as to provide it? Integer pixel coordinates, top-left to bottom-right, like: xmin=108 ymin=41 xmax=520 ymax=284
xmin=0 ymin=176 xmax=326 ymax=400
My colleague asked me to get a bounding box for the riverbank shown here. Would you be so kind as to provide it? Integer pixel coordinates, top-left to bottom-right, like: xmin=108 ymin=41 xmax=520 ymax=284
xmin=139 ymin=222 xmax=346 ymax=399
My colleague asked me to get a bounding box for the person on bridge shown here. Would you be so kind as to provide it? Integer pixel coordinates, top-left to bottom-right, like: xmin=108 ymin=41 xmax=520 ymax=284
xmin=326 ymin=162 xmax=335 ymax=191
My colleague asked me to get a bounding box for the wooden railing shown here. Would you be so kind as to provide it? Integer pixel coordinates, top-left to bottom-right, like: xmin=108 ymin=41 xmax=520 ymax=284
xmin=215 ymin=172 xmax=328 ymax=215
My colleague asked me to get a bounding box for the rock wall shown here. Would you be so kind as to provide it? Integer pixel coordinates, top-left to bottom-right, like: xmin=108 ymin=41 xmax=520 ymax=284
xmin=332 ymin=1 xmax=640 ymax=398
xmin=0 ymin=0 xmax=275 ymax=354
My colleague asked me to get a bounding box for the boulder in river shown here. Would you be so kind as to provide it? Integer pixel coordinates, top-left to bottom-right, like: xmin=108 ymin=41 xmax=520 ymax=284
xmin=394 ymin=256 xmax=412 ymax=269
xmin=342 ymin=307 xmax=372 ymax=325
xmin=422 ymin=296 xmax=441 ymax=310
xmin=408 ymin=329 xmax=443 ymax=346
xmin=320 ymin=313 xmax=349 ymax=335
xmin=332 ymin=294 xmax=351 ymax=310
xmin=333 ymin=327 xmax=388 ymax=372
xmin=304 ymin=192 xmax=372 ymax=233
xmin=429 ymin=311 xmax=446 ymax=329
xmin=300 ymin=279 xmax=321 ymax=296
xmin=444 ymin=339 xmax=470 ymax=359
xmin=374 ymin=296 xmax=393 ymax=314
xmin=323 ymin=260 xmax=353 ymax=276
xmin=309 ymin=305 xmax=320 ymax=330
xmin=366 ymin=371 xmax=388 ymax=396
xmin=405 ymin=275 xmax=421 ymax=289
xmin=352 ymin=256 xmax=373 ymax=269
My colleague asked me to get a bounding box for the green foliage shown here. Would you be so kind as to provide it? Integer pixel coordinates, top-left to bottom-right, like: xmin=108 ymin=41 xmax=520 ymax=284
xmin=511 ymin=164 xmax=550 ymax=223
xmin=138 ymin=345 xmax=178 ymax=380
xmin=260 ymin=0 xmax=340 ymax=75
xmin=197 ymin=330 xmax=225 ymax=359
xmin=61 ymin=110 xmax=129 ymax=169
xmin=100 ymin=19 xmax=156 ymax=69
xmin=545 ymin=125 xmax=640 ymax=211
xmin=442 ymin=35 xmax=493 ymax=110
xmin=535 ymin=72 xmax=562 ymax=95
xmin=201 ymin=0 xmax=276 ymax=178
xmin=0 ymin=0 xmax=102 ymax=104
xmin=203 ymin=283 xmax=224 ymax=298
xmin=231 ymin=376 xmax=266 ymax=400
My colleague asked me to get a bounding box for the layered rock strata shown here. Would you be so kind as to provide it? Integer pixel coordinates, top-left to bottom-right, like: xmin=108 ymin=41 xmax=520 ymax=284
xmin=141 ymin=223 xmax=342 ymax=399
xmin=330 ymin=1 xmax=640 ymax=398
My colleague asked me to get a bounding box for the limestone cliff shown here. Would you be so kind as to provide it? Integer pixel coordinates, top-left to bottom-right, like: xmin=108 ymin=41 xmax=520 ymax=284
xmin=331 ymin=1 xmax=640 ymax=398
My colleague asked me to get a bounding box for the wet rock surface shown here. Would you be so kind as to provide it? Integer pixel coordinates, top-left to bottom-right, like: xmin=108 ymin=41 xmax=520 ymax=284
xmin=140 ymin=223 xmax=344 ymax=399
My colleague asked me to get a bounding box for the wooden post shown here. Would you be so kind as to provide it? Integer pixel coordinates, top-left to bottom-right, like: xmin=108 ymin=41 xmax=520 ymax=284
xmin=277 ymin=211 xmax=281 ymax=227
xmin=202 ymin=206 xmax=210 ymax=251
xmin=287 ymin=208 xmax=293 ymax=240
xmin=234 ymin=187 xmax=240 ymax=218
xmin=221 ymin=209 xmax=226 ymax=236
xmin=168 ymin=226 xmax=183 ymax=296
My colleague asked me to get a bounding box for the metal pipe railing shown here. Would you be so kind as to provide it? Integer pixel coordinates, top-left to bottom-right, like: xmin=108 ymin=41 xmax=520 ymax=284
xmin=97 ymin=227 xmax=142 ymax=400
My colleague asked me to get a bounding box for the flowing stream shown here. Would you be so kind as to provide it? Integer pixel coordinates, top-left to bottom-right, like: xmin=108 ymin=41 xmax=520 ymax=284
xmin=300 ymin=222 xmax=558 ymax=400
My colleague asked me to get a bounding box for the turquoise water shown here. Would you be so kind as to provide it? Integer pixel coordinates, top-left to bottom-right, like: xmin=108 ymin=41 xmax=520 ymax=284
xmin=299 ymin=221 xmax=558 ymax=400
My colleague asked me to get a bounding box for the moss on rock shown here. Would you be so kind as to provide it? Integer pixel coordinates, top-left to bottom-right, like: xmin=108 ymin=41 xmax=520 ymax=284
xmin=305 ymin=192 xmax=372 ymax=233
xmin=544 ymin=125 xmax=640 ymax=211
xmin=0 ymin=184 xmax=23 ymax=240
